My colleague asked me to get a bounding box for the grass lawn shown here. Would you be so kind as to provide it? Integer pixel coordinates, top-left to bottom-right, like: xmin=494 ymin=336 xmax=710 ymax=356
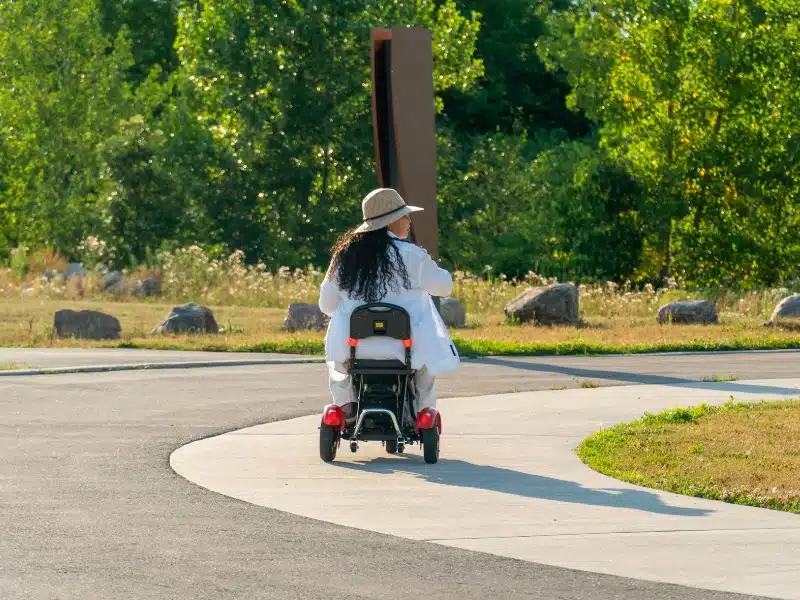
xmin=577 ymin=400 xmax=800 ymax=513
xmin=3 ymin=297 xmax=800 ymax=356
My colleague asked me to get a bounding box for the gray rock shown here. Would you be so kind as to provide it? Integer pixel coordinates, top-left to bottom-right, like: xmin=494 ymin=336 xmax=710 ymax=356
xmin=64 ymin=263 xmax=88 ymax=278
xmin=105 ymin=276 xmax=134 ymax=297
xmin=770 ymin=294 xmax=800 ymax=323
xmin=152 ymin=303 xmax=218 ymax=335
xmin=504 ymin=283 xmax=579 ymax=325
xmin=54 ymin=309 xmax=121 ymax=340
xmin=439 ymin=298 xmax=466 ymax=328
xmin=106 ymin=281 xmax=132 ymax=296
xmin=657 ymin=300 xmax=718 ymax=325
xmin=134 ymin=277 xmax=161 ymax=297
xmin=284 ymin=303 xmax=328 ymax=333
xmin=102 ymin=271 xmax=124 ymax=290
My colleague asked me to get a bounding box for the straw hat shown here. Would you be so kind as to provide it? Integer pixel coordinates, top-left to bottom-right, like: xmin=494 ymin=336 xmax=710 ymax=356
xmin=354 ymin=188 xmax=424 ymax=233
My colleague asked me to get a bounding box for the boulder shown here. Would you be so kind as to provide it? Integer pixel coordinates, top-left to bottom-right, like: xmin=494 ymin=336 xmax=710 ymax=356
xmin=657 ymin=300 xmax=718 ymax=325
xmin=103 ymin=271 xmax=133 ymax=296
xmin=54 ymin=309 xmax=121 ymax=340
xmin=102 ymin=271 xmax=124 ymax=291
xmin=504 ymin=283 xmax=579 ymax=325
xmin=152 ymin=303 xmax=218 ymax=335
xmin=284 ymin=303 xmax=328 ymax=332
xmin=64 ymin=263 xmax=88 ymax=278
xmin=439 ymin=298 xmax=466 ymax=328
xmin=769 ymin=294 xmax=800 ymax=324
xmin=134 ymin=277 xmax=161 ymax=297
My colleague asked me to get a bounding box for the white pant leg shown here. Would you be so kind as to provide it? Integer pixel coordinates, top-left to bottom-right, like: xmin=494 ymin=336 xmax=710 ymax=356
xmin=413 ymin=366 xmax=436 ymax=412
xmin=328 ymin=361 xmax=355 ymax=407
xmin=328 ymin=362 xmax=435 ymax=411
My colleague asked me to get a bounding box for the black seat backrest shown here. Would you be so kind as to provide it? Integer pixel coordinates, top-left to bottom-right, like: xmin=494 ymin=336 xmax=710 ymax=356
xmin=349 ymin=303 xmax=411 ymax=341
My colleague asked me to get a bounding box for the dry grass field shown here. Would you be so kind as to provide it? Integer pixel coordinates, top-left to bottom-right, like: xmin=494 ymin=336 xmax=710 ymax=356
xmin=3 ymin=295 xmax=800 ymax=356
xmin=2 ymin=249 xmax=799 ymax=355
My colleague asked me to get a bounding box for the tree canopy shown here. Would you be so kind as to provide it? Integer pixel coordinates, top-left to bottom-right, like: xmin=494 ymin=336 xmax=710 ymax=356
xmin=1 ymin=0 xmax=798 ymax=287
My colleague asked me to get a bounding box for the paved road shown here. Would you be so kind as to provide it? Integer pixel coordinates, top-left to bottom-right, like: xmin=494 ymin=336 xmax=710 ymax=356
xmin=3 ymin=346 xmax=799 ymax=385
xmin=0 ymin=348 xmax=319 ymax=369
xmin=5 ymin=351 xmax=800 ymax=599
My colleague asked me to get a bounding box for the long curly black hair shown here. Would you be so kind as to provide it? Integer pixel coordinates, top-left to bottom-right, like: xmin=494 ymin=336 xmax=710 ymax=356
xmin=329 ymin=227 xmax=411 ymax=302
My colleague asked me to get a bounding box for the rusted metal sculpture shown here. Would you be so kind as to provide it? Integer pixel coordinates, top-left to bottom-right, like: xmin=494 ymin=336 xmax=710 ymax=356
xmin=370 ymin=27 xmax=438 ymax=258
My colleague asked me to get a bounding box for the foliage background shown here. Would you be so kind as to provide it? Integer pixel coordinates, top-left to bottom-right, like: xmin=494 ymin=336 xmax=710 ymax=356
xmin=1 ymin=0 xmax=798 ymax=288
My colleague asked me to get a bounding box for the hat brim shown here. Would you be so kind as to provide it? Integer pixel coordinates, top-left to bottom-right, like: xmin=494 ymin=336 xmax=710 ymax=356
xmin=355 ymin=205 xmax=424 ymax=233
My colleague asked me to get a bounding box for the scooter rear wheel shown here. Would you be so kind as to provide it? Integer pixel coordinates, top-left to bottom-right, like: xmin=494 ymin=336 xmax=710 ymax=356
xmin=319 ymin=425 xmax=338 ymax=462
xmin=422 ymin=427 xmax=439 ymax=464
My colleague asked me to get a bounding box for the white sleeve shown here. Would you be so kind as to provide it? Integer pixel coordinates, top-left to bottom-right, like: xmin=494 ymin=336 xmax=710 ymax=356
xmin=318 ymin=265 xmax=342 ymax=316
xmin=418 ymin=253 xmax=453 ymax=297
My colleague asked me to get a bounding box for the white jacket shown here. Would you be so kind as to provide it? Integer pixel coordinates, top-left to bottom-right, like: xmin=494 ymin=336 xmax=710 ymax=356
xmin=319 ymin=233 xmax=461 ymax=376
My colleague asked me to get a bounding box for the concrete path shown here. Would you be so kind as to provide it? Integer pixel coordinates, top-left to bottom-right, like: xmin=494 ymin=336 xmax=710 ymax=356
xmin=172 ymin=377 xmax=800 ymax=600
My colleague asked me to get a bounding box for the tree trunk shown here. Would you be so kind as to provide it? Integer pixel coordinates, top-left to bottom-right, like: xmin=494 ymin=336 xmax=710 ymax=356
xmin=659 ymin=219 xmax=672 ymax=281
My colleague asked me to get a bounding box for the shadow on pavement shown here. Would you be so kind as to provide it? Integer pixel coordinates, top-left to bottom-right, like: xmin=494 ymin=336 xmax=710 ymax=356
xmin=474 ymin=356 xmax=800 ymax=396
xmin=334 ymin=456 xmax=712 ymax=517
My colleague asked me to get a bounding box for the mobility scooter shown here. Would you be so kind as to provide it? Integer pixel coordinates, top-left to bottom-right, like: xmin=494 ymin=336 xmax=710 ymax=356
xmin=319 ymin=302 xmax=441 ymax=464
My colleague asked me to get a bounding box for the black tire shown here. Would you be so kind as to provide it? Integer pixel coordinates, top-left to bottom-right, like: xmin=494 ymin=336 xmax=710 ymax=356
xmin=320 ymin=425 xmax=338 ymax=462
xmin=385 ymin=439 xmax=398 ymax=454
xmin=422 ymin=427 xmax=439 ymax=464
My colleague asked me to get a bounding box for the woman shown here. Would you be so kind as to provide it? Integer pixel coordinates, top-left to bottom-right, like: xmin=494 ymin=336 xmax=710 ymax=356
xmin=318 ymin=188 xmax=460 ymax=420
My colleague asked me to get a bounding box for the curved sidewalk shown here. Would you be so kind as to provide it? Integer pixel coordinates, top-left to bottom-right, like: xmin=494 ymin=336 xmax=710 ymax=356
xmin=172 ymin=378 xmax=800 ymax=600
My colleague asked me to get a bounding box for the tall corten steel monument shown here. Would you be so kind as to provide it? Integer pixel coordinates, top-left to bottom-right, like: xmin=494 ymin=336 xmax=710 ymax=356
xmin=370 ymin=27 xmax=438 ymax=258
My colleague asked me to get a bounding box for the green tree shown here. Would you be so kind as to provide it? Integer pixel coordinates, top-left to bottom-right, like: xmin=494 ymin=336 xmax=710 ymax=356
xmin=174 ymin=0 xmax=482 ymax=268
xmin=0 ymin=0 xmax=133 ymax=258
xmin=98 ymin=0 xmax=180 ymax=84
xmin=97 ymin=75 xmax=242 ymax=266
xmin=442 ymin=0 xmax=589 ymax=138
xmin=437 ymin=129 xmax=554 ymax=275
xmin=670 ymin=0 xmax=800 ymax=287
xmin=526 ymin=141 xmax=646 ymax=282
xmin=438 ymin=132 xmax=646 ymax=281
xmin=538 ymin=0 xmax=800 ymax=285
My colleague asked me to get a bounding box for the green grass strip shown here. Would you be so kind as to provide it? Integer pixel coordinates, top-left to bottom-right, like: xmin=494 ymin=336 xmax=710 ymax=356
xmin=577 ymin=399 xmax=800 ymax=514
xmin=112 ymin=338 xmax=328 ymax=355
xmin=451 ymin=336 xmax=800 ymax=357
xmin=10 ymin=334 xmax=800 ymax=357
